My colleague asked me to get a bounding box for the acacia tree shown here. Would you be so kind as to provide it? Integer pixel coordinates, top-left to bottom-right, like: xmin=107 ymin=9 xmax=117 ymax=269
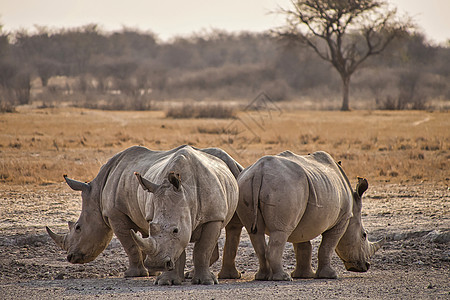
xmin=278 ymin=0 xmax=411 ymax=110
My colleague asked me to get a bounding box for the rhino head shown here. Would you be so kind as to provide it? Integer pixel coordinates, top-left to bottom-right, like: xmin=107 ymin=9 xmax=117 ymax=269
xmin=131 ymin=172 xmax=191 ymax=271
xmin=46 ymin=175 xmax=113 ymax=264
xmin=335 ymin=177 xmax=385 ymax=272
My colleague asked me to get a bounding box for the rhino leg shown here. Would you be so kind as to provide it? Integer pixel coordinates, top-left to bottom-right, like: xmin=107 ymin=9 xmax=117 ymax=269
xmin=155 ymin=250 xmax=186 ymax=285
xmin=266 ymin=231 xmax=292 ymax=281
xmin=185 ymin=243 xmax=219 ymax=279
xmin=291 ymin=241 xmax=315 ymax=278
xmin=192 ymin=221 xmax=222 ymax=285
xmin=316 ymin=219 xmax=349 ymax=279
xmin=247 ymin=216 xmax=271 ymax=281
xmin=211 ymin=242 xmax=220 ymax=264
xmin=108 ymin=213 xmax=149 ymax=277
xmin=218 ymin=213 xmax=243 ymax=279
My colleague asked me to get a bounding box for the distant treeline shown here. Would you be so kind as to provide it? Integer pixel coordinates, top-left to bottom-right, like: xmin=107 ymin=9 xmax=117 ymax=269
xmin=0 ymin=25 xmax=449 ymax=110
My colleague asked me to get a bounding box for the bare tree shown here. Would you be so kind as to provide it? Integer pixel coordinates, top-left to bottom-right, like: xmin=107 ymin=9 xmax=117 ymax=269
xmin=277 ymin=0 xmax=412 ymax=110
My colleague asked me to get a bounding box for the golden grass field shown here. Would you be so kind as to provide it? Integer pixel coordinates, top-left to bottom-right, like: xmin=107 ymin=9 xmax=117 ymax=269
xmin=0 ymin=106 xmax=449 ymax=189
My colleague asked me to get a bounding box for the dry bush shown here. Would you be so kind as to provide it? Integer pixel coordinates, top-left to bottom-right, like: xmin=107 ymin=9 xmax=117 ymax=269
xmin=166 ymin=103 xmax=235 ymax=119
xmin=197 ymin=126 xmax=226 ymax=135
xmin=0 ymin=101 xmax=16 ymax=113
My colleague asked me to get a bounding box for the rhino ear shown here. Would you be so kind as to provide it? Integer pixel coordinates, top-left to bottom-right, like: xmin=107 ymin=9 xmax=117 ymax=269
xmin=356 ymin=177 xmax=369 ymax=198
xmin=134 ymin=172 xmax=159 ymax=193
xmin=64 ymin=175 xmax=90 ymax=193
xmin=168 ymin=172 xmax=181 ymax=190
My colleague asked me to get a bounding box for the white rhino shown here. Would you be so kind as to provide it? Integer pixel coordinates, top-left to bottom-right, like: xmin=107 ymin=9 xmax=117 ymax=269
xmin=46 ymin=145 xmax=242 ymax=285
xmin=225 ymin=150 xmax=384 ymax=281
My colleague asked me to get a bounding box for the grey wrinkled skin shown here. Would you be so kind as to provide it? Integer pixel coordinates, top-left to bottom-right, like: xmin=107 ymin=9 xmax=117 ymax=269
xmin=46 ymin=145 xmax=241 ymax=283
xmin=222 ymin=150 xmax=384 ymax=281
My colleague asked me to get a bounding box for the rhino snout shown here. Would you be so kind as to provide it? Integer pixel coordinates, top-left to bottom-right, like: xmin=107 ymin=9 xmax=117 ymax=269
xmin=345 ymin=261 xmax=370 ymax=272
xmin=67 ymin=253 xmax=81 ymax=264
xmin=67 ymin=252 xmax=92 ymax=264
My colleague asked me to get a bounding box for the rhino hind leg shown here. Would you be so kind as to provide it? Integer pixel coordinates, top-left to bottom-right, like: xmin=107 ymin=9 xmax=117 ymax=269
xmin=316 ymin=220 xmax=348 ymax=279
xmin=218 ymin=213 xmax=243 ymax=279
xmin=266 ymin=231 xmax=292 ymax=281
xmin=192 ymin=221 xmax=222 ymax=285
xmin=247 ymin=214 xmax=271 ymax=280
xmin=291 ymin=241 xmax=315 ymax=278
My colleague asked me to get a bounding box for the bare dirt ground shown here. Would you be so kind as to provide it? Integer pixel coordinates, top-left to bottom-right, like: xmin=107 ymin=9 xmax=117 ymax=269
xmin=0 ymin=182 xmax=448 ymax=299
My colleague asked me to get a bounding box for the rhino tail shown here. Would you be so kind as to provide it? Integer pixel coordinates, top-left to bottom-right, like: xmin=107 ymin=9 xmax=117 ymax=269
xmin=250 ymin=167 xmax=263 ymax=234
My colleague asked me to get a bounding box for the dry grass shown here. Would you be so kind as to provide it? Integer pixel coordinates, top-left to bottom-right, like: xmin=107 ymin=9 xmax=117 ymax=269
xmin=0 ymin=107 xmax=448 ymax=188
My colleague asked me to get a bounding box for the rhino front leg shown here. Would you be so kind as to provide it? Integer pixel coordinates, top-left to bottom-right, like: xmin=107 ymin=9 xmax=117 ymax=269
xmin=192 ymin=221 xmax=222 ymax=285
xmin=108 ymin=213 xmax=149 ymax=277
xmin=155 ymin=250 xmax=186 ymax=285
xmin=184 ymin=243 xmax=218 ymax=279
xmin=316 ymin=219 xmax=349 ymax=279
xmin=266 ymin=231 xmax=292 ymax=281
xmin=219 ymin=213 xmax=243 ymax=279
xmin=291 ymin=241 xmax=315 ymax=278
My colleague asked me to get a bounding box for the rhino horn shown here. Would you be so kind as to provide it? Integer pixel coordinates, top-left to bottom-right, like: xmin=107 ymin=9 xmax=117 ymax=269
xmin=64 ymin=175 xmax=90 ymax=193
xmin=46 ymin=226 xmax=68 ymax=251
xmin=368 ymin=237 xmax=385 ymax=257
xmin=130 ymin=229 xmax=157 ymax=254
xmin=134 ymin=172 xmax=159 ymax=193
xmin=68 ymin=221 xmax=75 ymax=230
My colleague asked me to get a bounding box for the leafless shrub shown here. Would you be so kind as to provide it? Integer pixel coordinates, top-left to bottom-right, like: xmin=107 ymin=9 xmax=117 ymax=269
xmin=260 ymin=80 xmax=291 ymax=102
xmin=197 ymin=127 xmax=221 ymax=134
xmin=378 ymin=70 xmax=429 ymax=110
xmin=0 ymin=101 xmax=16 ymax=113
xmin=379 ymin=95 xmax=397 ymax=110
xmin=166 ymin=103 xmax=235 ymax=119
xmin=13 ymin=71 xmax=32 ymax=105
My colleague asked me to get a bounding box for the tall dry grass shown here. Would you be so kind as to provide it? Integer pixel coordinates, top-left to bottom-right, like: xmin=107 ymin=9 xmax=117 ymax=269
xmin=0 ymin=107 xmax=448 ymax=188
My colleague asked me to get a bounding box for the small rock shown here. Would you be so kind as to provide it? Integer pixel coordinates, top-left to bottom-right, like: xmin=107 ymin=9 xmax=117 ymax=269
xmin=55 ymin=272 xmax=65 ymax=280
xmin=425 ymin=230 xmax=441 ymax=240
xmin=433 ymin=232 xmax=450 ymax=244
xmin=424 ymin=230 xmax=450 ymax=243
xmin=392 ymin=233 xmax=406 ymax=241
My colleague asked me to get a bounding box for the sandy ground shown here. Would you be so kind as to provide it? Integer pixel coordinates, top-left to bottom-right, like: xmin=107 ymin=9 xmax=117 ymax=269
xmin=0 ymin=182 xmax=449 ymax=299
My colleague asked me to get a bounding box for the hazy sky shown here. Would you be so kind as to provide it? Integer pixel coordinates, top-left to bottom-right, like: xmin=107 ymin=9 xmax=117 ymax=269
xmin=1 ymin=0 xmax=449 ymax=44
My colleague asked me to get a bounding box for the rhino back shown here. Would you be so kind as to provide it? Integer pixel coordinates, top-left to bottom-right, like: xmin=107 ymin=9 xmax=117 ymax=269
xmin=238 ymin=155 xmax=310 ymax=234
xmin=196 ymin=147 xmax=244 ymax=179
xmin=277 ymin=151 xmax=354 ymax=240
xmin=278 ymin=151 xmax=353 ymax=209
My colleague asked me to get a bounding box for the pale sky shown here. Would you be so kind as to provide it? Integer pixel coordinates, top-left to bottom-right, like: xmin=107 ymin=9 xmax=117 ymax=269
xmin=0 ymin=0 xmax=449 ymax=44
